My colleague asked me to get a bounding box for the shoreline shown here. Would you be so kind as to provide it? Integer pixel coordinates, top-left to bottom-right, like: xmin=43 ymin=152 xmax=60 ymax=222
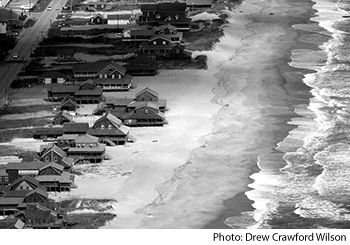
xmin=204 ymin=0 xmax=317 ymax=228
xmin=136 ymin=0 xmax=317 ymax=228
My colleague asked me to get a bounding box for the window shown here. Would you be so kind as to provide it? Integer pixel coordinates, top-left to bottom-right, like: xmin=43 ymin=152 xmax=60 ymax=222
xmin=108 ymin=125 xmax=112 ymax=129
xmin=99 ymin=74 xmax=103 ymax=78
xmin=45 ymin=157 xmax=49 ymax=162
xmin=0 ymin=177 xmax=2 ymax=181
xmin=104 ymin=74 xmax=107 ymax=78
xmin=153 ymin=41 xmax=156 ymax=45
xmin=163 ymin=41 xmax=166 ymax=45
xmin=54 ymin=156 xmax=58 ymax=162
xmin=112 ymin=74 xmax=115 ymax=79
xmin=101 ymin=125 xmax=105 ymax=129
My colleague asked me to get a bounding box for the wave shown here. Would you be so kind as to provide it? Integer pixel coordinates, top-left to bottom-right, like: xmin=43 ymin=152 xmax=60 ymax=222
xmin=241 ymin=0 xmax=350 ymax=228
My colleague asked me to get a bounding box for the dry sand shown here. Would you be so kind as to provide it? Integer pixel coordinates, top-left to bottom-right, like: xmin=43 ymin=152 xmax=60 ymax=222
xmin=0 ymin=0 xmax=313 ymax=229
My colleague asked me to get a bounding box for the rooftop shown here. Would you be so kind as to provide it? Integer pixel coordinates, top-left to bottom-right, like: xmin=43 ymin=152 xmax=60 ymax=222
xmin=48 ymin=84 xmax=80 ymax=93
xmin=63 ymin=122 xmax=89 ymax=133
xmin=72 ymin=61 xmax=126 ymax=75
xmin=136 ymin=87 xmax=159 ymax=98
xmin=39 ymin=71 xmax=67 ymax=79
xmin=7 ymin=162 xmax=47 ymax=171
xmin=107 ymin=14 xmax=131 ymax=20
xmin=75 ymin=134 xmax=99 ymax=144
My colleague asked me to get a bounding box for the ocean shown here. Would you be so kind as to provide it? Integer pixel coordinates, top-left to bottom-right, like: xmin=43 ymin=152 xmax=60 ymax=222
xmin=239 ymin=0 xmax=350 ymax=229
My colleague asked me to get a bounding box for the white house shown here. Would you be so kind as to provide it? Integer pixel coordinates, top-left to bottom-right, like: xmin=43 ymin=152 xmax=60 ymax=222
xmin=107 ymin=14 xmax=131 ymax=26
xmin=0 ymin=19 xmax=6 ymax=34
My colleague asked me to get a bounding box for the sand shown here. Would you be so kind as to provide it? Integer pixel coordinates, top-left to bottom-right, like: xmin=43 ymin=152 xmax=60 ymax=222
xmin=0 ymin=0 xmax=315 ymax=229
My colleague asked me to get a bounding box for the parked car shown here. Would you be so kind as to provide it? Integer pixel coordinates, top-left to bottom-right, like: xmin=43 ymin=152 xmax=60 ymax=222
xmin=47 ymin=6 xmax=52 ymax=11
xmin=12 ymin=53 xmax=19 ymax=59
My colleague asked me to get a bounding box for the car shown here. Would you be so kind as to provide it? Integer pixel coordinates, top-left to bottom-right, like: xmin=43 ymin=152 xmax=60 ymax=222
xmin=12 ymin=53 xmax=19 ymax=59
xmin=47 ymin=6 xmax=52 ymax=11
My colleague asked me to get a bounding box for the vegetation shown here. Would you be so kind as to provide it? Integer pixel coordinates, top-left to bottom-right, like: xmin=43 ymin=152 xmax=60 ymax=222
xmin=11 ymin=78 xmax=41 ymax=88
xmin=0 ymin=117 xmax=52 ymax=130
xmin=158 ymin=55 xmax=207 ymax=70
xmin=59 ymin=199 xmax=117 ymax=229
xmin=184 ymin=18 xmax=228 ymax=51
xmin=23 ymin=18 xmax=37 ymax=28
xmin=0 ymin=104 xmax=54 ymax=116
xmin=48 ymin=27 xmax=123 ymax=38
xmin=0 ymin=128 xmax=36 ymax=143
xmin=65 ymin=213 xmax=116 ymax=229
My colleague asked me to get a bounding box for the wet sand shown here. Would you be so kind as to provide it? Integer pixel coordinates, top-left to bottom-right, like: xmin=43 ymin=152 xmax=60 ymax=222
xmin=138 ymin=0 xmax=316 ymax=228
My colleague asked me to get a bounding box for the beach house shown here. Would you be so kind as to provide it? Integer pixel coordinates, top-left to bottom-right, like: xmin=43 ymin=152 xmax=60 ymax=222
xmin=66 ymin=134 xmax=106 ymax=164
xmin=88 ymin=112 xmax=131 ymax=146
xmin=123 ymin=102 xmax=167 ymax=127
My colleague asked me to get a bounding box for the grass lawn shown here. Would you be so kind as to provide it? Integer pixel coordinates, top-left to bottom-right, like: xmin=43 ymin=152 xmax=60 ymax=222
xmin=0 ymin=104 xmax=54 ymax=116
xmin=0 ymin=128 xmax=36 ymax=143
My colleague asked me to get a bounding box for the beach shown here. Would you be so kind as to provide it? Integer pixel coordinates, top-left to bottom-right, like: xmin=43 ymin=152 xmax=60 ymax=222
xmin=0 ymin=0 xmax=318 ymax=228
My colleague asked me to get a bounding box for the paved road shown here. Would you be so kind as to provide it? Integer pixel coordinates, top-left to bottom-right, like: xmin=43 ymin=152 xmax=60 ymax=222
xmin=0 ymin=0 xmax=67 ymax=104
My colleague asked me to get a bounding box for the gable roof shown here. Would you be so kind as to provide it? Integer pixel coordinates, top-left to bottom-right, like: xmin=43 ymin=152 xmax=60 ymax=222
xmin=155 ymin=24 xmax=178 ymax=32
xmin=39 ymin=162 xmax=64 ymax=173
xmin=54 ymin=111 xmax=71 ymax=121
xmin=60 ymin=98 xmax=78 ymax=108
xmin=136 ymin=87 xmax=159 ymax=98
xmin=24 ymin=188 xmax=48 ymax=200
xmin=11 ymin=176 xmax=39 ymax=190
xmin=124 ymin=102 xmax=165 ymax=120
xmin=91 ymin=13 xmax=104 ymax=20
xmin=41 ymin=145 xmax=66 ymax=158
xmin=149 ymin=34 xmax=172 ymax=42
xmin=79 ymin=79 xmax=95 ymax=90
xmin=93 ymin=111 xmax=125 ymax=130
xmin=63 ymin=122 xmax=89 ymax=133
xmin=73 ymin=61 xmax=126 ymax=75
